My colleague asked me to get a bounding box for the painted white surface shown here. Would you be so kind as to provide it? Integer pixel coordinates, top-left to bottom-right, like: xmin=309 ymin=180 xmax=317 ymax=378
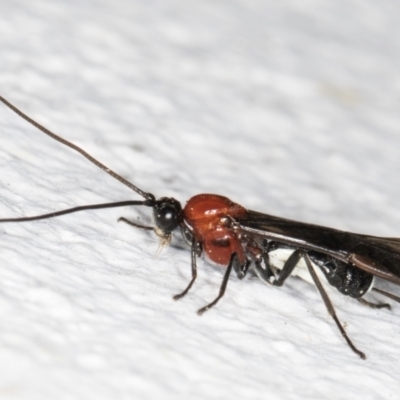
xmin=1 ymin=1 xmax=400 ymax=399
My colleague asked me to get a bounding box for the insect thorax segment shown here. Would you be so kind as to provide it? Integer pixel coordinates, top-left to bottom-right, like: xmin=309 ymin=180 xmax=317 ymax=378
xmin=183 ymin=194 xmax=249 ymax=265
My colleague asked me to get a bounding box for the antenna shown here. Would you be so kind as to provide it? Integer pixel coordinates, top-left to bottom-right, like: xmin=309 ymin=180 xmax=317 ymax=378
xmin=0 ymin=200 xmax=150 ymax=223
xmin=0 ymin=96 xmax=155 ymax=202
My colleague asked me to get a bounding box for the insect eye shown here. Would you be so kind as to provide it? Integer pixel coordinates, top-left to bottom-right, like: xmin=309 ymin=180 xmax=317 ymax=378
xmin=153 ymin=198 xmax=182 ymax=235
xmin=157 ymin=206 xmax=175 ymax=228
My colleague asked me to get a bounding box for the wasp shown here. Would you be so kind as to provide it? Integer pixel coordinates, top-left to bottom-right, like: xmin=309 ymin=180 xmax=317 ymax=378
xmin=1 ymin=95 xmax=399 ymax=360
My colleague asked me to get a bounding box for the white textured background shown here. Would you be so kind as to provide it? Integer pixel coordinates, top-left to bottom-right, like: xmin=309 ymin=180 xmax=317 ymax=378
xmin=1 ymin=1 xmax=400 ymax=399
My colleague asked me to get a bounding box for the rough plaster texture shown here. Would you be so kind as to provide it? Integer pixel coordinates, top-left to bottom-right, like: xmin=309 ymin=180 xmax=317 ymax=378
xmin=1 ymin=1 xmax=400 ymax=399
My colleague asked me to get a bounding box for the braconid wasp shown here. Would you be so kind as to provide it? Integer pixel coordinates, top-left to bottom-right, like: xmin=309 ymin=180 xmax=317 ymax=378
xmin=1 ymin=95 xmax=400 ymax=360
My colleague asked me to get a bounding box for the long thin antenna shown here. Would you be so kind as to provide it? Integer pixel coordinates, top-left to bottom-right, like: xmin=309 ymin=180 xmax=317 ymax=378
xmin=0 ymin=96 xmax=154 ymax=201
xmin=0 ymin=200 xmax=149 ymax=223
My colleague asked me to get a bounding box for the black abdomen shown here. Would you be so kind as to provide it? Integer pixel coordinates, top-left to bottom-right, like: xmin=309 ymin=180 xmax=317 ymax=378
xmin=308 ymin=251 xmax=373 ymax=298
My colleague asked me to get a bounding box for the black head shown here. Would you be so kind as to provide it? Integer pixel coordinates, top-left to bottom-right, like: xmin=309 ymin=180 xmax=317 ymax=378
xmin=153 ymin=197 xmax=183 ymax=238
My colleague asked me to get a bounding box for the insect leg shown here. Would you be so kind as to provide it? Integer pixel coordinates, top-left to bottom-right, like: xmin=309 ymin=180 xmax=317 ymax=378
xmin=372 ymin=287 xmax=400 ymax=304
xmin=357 ymin=298 xmax=391 ymax=310
xmin=253 ymin=257 xmax=275 ymax=284
xmin=253 ymin=242 xmax=289 ymax=284
xmin=118 ymin=217 xmax=154 ymax=230
xmin=173 ymin=236 xmax=198 ymax=300
xmin=233 ymin=259 xmax=250 ymax=280
xmin=197 ymin=252 xmax=239 ymax=315
xmin=303 ymin=252 xmax=366 ymax=360
xmin=271 ymin=249 xmax=302 ymax=287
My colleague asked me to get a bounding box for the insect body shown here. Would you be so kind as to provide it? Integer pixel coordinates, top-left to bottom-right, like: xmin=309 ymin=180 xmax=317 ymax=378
xmin=1 ymin=96 xmax=400 ymax=360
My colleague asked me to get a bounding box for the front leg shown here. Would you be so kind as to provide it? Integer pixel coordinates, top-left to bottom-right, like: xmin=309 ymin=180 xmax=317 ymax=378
xmin=118 ymin=217 xmax=153 ymax=230
xmin=173 ymin=236 xmax=199 ymax=300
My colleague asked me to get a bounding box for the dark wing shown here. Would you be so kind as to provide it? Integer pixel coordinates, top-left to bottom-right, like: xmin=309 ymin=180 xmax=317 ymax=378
xmin=237 ymin=210 xmax=400 ymax=285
